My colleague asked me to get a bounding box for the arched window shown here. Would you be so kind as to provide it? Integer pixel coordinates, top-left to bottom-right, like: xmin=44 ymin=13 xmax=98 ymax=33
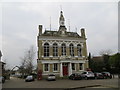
xmin=44 ymin=43 xmax=49 ymax=57
xmin=77 ymin=44 xmax=82 ymax=57
xmin=53 ymin=43 xmax=58 ymax=57
xmin=61 ymin=43 xmax=66 ymax=56
xmin=69 ymin=43 xmax=74 ymax=56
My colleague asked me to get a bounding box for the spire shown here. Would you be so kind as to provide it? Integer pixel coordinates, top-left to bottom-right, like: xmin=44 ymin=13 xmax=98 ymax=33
xmin=59 ymin=11 xmax=65 ymax=26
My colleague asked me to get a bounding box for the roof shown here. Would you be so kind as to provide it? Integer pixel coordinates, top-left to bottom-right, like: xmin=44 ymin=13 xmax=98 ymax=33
xmin=92 ymin=56 xmax=104 ymax=62
xmin=42 ymin=30 xmax=82 ymax=38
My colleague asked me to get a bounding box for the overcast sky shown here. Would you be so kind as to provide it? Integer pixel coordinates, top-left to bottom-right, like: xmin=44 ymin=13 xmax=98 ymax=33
xmin=1 ymin=1 xmax=118 ymax=69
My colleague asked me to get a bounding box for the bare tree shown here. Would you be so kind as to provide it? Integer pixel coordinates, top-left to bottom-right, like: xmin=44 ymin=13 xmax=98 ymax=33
xmin=20 ymin=56 xmax=27 ymax=78
xmin=20 ymin=45 xmax=36 ymax=76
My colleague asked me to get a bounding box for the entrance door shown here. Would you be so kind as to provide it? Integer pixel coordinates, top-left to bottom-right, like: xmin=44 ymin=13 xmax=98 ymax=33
xmin=63 ymin=63 xmax=68 ymax=76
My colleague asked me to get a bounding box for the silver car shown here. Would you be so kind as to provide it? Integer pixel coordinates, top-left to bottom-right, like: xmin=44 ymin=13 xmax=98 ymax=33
xmin=25 ymin=75 xmax=34 ymax=82
xmin=47 ymin=74 xmax=56 ymax=81
xmin=81 ymin=71 xmax=95 ymax=80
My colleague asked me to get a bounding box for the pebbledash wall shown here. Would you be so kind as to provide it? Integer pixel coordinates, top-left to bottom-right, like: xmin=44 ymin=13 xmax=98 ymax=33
xmin=37 ymin=11 xmax=89 ymax=78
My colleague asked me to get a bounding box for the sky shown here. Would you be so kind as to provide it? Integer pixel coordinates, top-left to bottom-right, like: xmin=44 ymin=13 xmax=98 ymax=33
xmin=0 ymin=0 xmax=118 ymax=69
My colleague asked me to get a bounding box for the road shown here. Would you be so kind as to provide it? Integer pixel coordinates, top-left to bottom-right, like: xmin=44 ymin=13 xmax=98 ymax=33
xmin=2 ymin=76 xmax=119 ymax=89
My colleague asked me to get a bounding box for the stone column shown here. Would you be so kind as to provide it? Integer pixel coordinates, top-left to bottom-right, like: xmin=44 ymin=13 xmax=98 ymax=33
xmin=69 ymin=62 xmax=72 ymax=76
xmin=58 ymin=45 xmax=61 ymax=57
xmin=60 ymin=63 xmax=63 ymax=77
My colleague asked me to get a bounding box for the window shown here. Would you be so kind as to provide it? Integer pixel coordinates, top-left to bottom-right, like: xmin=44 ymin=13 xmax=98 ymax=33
xmin=72 ymin=63 xmax=75 ymax=70
xmin=53 ymin=63 xmax=58 ymax=71
xmin=44 ymin=43 xmax=49 ymax=57
xmin=79 ymin=63 xmax=83 ymax=70
xmin=44 ymin=63 xmax=49 ymax=71
xmin=69 ymin=44 xmax=74 ymax=56
xmin=61 ymin=43 xmax=66 ymax=56
xmin=53 ymin=43 xmax=58 ymax=57
xmin=77 ymin=44 xmax=82 ymax=57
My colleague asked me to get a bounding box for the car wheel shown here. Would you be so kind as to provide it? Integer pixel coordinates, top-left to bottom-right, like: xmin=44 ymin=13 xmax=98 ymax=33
xmin=72 ymin=77 xmax=75 ymax=80
xmin=95 ymin=77 xmax=97 ymax=79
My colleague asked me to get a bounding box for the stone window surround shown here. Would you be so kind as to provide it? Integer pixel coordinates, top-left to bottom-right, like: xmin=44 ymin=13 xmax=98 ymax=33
xmin=44 ymin=43 xmax=49 ymax=57
xmin=41 ymin=40 xmax=84 ymax=47
xmin=42 ymin=41 xmax=84 ymax=57
xmin=53 ymin=43 xmax=58 ymax=57
xmin=53 ymin=63 xmax=59 ymax=72
xmin=43 ymin=63 xmax=50 ymax=72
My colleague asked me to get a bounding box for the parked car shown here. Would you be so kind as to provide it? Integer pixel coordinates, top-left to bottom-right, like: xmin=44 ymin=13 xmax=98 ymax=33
xmin=25 ymin=75 xmax=34 ymax=82
xmin=80 ymin=71 xmax=95 ymax=80
xmin=94 ymin=72 xmax=104 ymax=79
xmin=47 ymin=74 xmax=56 ymax=81
xmin=0 ymin=76 xmax=5 ymax=83
xmin=101 ymin=72 xmax=112 ymax=79
xmin=69 ymin=73 xmax=82 ymax=80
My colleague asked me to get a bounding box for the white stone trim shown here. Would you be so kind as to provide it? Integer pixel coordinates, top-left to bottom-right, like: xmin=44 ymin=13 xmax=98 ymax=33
xmin=39 ymin=36 xmax=86 ymax=42
xmin=38 ymin=60 xmax=86 ymax=64
xmin=49 ymin=55 xmax=53 ymax=57
xmin=82 ymin=56 xmax=85 ymax=58
xmin=42 ymin=73 xmax=60 ymax=75
xmin=39 ymin=60 xmax=60 ymax=64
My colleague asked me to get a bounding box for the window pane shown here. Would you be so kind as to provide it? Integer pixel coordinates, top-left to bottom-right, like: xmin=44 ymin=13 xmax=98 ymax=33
xmin=54 ymin=63 xmax=58 ymax=71
xmin=72 ymin=63 xmax=75 ymax=70
xmin=53 ymin=43 xmax=58 ymax=57
xmin=61 ymin=43 xmax=66 ymax=56
xmin=79 ymin=63 xmax=83 ymax=70
xmin=69 ymin=44 xmax=74 ymax=57
xmin=44 ymin=64 xmax=48 ymax=71
xmin=77 ymin=44 xmax=82 ymax=57
xmin=44 ymin=43 xmax=49 ymax=57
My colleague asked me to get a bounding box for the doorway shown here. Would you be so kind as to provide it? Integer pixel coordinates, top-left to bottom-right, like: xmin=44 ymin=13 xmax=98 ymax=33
xmin=63 ymin=63 xmax=68 ymax=76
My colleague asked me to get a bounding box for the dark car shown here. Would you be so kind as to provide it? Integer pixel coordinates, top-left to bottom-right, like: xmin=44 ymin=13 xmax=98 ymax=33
xmin=0 ymin=76 xmax=5 ymax=83
xmin=25 ymin=75 xmax=35 ymax=82
xmin=94 ymin=72 xmax=104 ymax=79
xmin=101 ymin=72 xmax=112 ymax=79
xmin=69 ymin=73 xmax=82 ymax=80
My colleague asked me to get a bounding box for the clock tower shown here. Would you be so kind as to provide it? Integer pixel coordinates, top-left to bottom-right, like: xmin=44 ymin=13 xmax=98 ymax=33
xmin=59 ymin=11 xmax=65 ymax=26
xmin=59 ymin=11 xmax=67 ymax=35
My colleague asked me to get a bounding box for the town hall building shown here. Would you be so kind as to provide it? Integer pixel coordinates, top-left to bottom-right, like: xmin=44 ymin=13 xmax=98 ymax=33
xmin=37 ymin=11 xmax=89 ymax=78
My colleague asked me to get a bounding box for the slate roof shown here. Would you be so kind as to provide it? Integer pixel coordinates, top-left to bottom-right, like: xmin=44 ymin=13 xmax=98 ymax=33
xmin=42 ymin=30 xmax=81 ymax=38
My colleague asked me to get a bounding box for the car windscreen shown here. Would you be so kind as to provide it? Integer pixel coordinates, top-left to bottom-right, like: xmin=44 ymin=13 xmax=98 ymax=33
xmin=88 ymin=72 xmax=93 ymax=74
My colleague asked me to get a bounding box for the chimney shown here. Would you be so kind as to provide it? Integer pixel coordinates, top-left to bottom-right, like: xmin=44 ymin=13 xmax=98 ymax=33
xmin=38 ymin=25 xmax=42 ymax=36
xmin=81 ymin=28 xmax=86 ymax=38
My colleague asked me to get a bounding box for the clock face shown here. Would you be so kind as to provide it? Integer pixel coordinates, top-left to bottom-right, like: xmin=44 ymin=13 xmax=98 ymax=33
xmin=61 ymin=22 xmax=64 ymax=25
